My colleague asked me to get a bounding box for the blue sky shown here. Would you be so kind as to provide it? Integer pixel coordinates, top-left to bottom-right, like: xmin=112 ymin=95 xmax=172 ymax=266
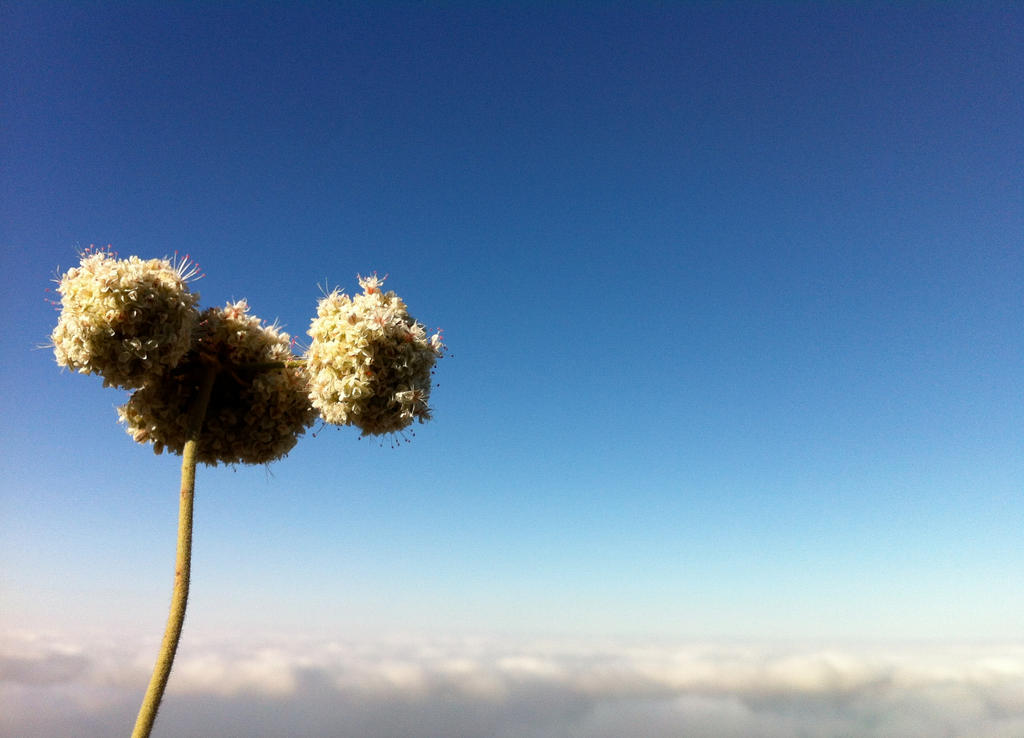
xmin=2 ymin=2 xmax=1022 ymax=735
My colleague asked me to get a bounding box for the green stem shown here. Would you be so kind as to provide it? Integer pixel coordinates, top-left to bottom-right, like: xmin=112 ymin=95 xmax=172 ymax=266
xmin=131 ymin=363 xmax=217 ymax=738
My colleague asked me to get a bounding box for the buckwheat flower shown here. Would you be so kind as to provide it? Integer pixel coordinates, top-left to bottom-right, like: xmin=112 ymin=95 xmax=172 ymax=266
xmin=306 ymin=275 xmax=444 ymax=436
xmin=51 ymin=248 xmax=200 ymax=389
xmin=118 ymin=301 xmax=316 ymax=465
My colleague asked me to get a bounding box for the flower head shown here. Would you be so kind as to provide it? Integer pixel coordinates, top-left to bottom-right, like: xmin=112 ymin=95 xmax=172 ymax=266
xmin=305 ymin=275 xmax=444 ymax=436
xmin=118 ymin=301 xmax=316 ymax=465
xmin=51 ymin=248 xmax=200 ymax=389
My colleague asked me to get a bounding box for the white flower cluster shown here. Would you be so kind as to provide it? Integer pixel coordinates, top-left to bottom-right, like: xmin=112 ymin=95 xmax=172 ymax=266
xmin=51 ymin=249 xmax=199 ymax=389
xmin=118 ymin=301 xmax=317 ymax=466
xmin=306 ymin=275 xmax=444 ymax=436
xmin=52 ymin=250 xmax=445 ymax=462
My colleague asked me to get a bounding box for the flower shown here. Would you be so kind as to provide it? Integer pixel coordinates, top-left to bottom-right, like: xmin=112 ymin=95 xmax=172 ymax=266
xmin=305 ymin=275 xmax=444 ymax=436
xmin=51 ymin=248 xmax=200 ymax=389
xmin=118 ymin=301 xmax=317 ymax=465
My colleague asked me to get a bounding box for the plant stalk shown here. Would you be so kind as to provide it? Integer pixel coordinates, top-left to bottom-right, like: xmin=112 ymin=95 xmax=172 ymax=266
xmin=131 ymin=363 xmax=217 ymax=738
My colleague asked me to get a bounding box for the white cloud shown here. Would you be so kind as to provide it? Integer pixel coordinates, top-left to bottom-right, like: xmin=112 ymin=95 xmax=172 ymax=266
xmin=2 ymin=629 xmax=1023 ymax=737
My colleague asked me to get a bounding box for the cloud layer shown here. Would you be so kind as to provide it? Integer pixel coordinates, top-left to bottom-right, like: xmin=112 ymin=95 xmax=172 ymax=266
xmin=3 ymin=630 xmax=1023 ymax=737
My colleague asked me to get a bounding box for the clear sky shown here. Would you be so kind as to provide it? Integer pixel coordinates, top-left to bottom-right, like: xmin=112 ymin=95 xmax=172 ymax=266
xmin=2 ymin=2 xmax=1022 ymax=736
